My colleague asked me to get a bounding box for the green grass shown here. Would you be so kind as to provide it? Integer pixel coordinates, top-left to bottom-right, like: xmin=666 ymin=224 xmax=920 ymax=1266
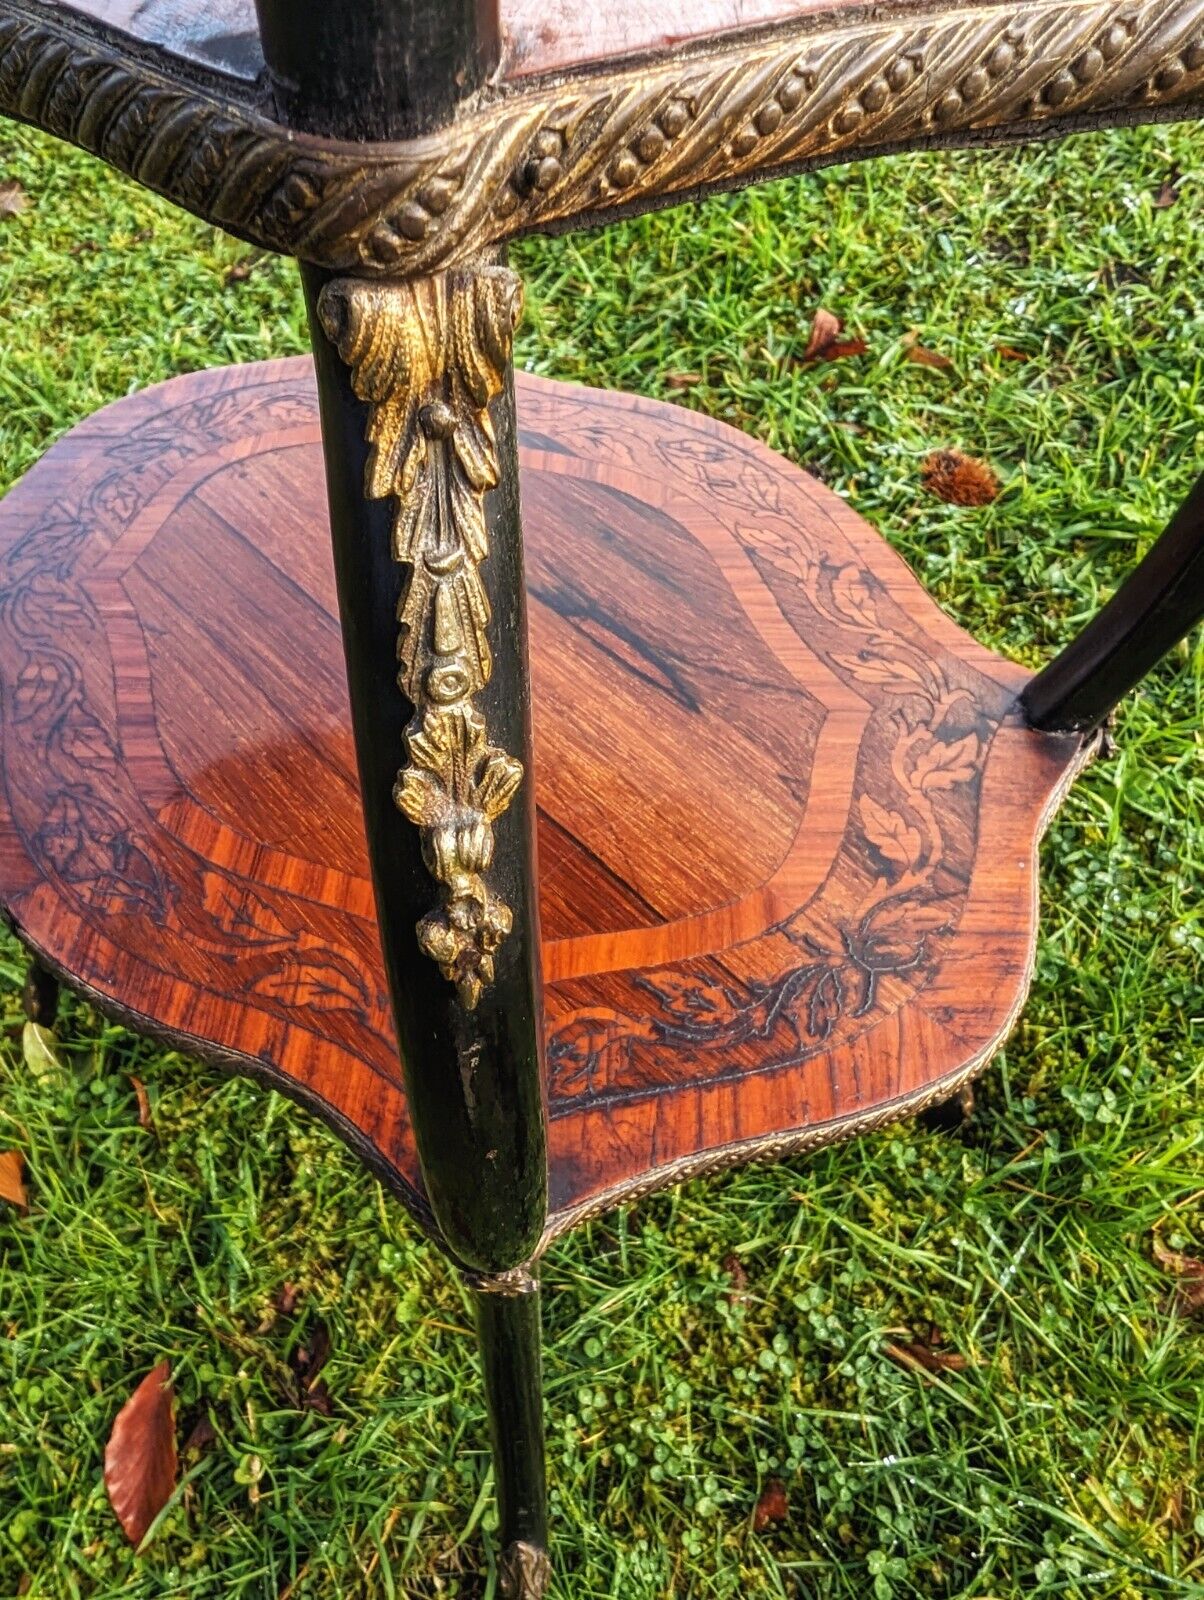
xmin=1 ymin=115 xmax=1203 ymax=1600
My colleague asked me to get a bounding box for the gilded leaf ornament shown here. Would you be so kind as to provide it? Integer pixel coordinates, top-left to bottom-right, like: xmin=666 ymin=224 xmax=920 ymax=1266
xmin=317 ymin=267 xmax=524 ymax=1008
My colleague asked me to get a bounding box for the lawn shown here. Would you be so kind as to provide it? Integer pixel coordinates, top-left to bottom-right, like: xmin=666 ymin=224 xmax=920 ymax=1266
xmin=1 ymin=113 xmax=1203 ymax=1600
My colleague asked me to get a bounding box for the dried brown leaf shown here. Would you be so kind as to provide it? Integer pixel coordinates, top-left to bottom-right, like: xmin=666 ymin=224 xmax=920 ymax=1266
xmin=302 ymin=1378 xmax=334 ymax=1416
xmin=1152 ymin=1237 xmax=1204 ymax=1317
xmin=825 ymin=337 xmax=868 ymax=361
xmin=665 ymin=372 xmax=703 ymax=389
xmin=883 ymin=1337 xmax=970 ymax=1375
xmin=921 ymin=449 xmax=1000 ymax=506
xmin=0 ymin=178 xmax=30 ymax=220
xmin=104 ymin=1360 xmax=178 ymax=1546
xmin=129 ymin=1076 xmax=153 ymax=1130
xmin=753 ymin=1478 xmax=789 ymax=1530
xmin=276 ymin=1282 xmax=300 ymax=1317
xmin=0 ymin=1150 xmax=27 ymax=1211
xmin=722 ymin=1253 xmax=749 ymax=1302
xmin=804 ymin=307 xmax=867 ymax=363
xmin=905 ymin=342 xmax=955 ymax=372
xmin=289 ymin=1317 xmax=334 ymax=1412
xmin=994 ymin=343 xmax=1030 ymax=362
xmin=224 ymin=259 xmax=254 ymax=285
xmin=805 ymin=307 xmax=842 ymax=360
xmin=1155 ymin=178 xmax=1181 ymax=208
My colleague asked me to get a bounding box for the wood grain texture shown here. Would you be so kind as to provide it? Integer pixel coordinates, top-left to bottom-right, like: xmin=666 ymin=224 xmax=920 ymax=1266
xmin=53 ymin=0 xmax=904 ymax=84
xmin=0 ymin=360 xmax=1093 ymax=1252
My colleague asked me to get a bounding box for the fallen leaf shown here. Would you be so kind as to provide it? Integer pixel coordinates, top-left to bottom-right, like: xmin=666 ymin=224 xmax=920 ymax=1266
xmin=883 ymin=1337 xmax=969 ymax=1375
xmin=665 ymin=372 xmax=703 ymax=389
xmin=0 ymin=1150 xmax=27 ymax=1211
xmin=302 ymin=1377 xmax=334 ymax=1416
xmin=104 ymin=1360 xmax=178 ymax=1546
xmin=994 ymin=343 xmax=1030 ymax=362
xmin=0 ymin=178 xmax=30 ymax=220
xmin=1152 ymin=1237 xmax=1204 ymax=1317
xmin=289 ymin=1317 xmax=334 ymax=1413
xmin=904 ymin=340 xmax=955 ymax=372
xmin=921 ymin=449 xmax=1000 ymax=506
xmin=224 ymin=259 xmax=254 ymax=285
xmin=753 ymin=1478 xmax=789 ymax=1530
xmin=722 ymin=1253 xmax=749 ymax=1302
xmin=804 ymin=307 xmax=868 ymax=362
xmin=22 ymin=1022 xmax=61 ymax=1083
xmin=129 ymin=1076 xmax=153 ymax=1130
xmin=1155 ymin=177 xmax=1181 ymax=208
xmin=276 ymin=1282 xmax=299 ymax=1317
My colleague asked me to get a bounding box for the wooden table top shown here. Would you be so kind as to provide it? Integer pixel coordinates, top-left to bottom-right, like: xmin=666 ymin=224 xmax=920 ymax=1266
xmin=53 ymin=0 xmax=858 ymax=82
xmin=0 ymin=359 xmax=1092 ymax=1252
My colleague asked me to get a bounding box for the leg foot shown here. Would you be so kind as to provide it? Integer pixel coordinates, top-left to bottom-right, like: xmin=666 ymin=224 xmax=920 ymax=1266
xmin=920 ymin=1081 xmax=975 ymax=1133
xmin=22 ymin=959 xmax=59 ymax=1028
xmin=499 ymin=1540 xmax=551 ymax=1599
xmin=472 ymin=1280 xmax=548 ymax=1597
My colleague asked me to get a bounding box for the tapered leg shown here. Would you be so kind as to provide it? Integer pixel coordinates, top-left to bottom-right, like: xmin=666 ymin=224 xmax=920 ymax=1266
xmin=473 ymin=1282 xmax=549 ymax=1598
xmin=301 ymin=256 xmax=548 ymax=1277
xmin=1023 ymin=468 xmax=1204 ymax=732
xmin=919 ymin=1081 xmax=975 ymax=1132
xmin=22 ymin=958 xmax=59 ymax=1027
xmin=301 ymin=255 xmax=551 ymax=1585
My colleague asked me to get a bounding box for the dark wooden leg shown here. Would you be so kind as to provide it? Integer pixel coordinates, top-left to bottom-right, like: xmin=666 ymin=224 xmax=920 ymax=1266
xmin=300 ymin=257 xmax=550 ymax=1582
xmin=22 ymin=958 xmax=59 ymax=1027
xmin=473 ymin=1281 xmax=549 ymax=1597
xmin=1022 ymin=469 xmax=1204 ymax=732
xmin=920 ymin=1081 xmax=975 ymax=1132
xmin=300 ymin=257 xmax=547 ymax=1276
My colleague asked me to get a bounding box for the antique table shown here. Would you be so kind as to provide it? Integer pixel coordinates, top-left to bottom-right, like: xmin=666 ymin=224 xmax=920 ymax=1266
xmin=1 ymin=0 xmax=1202 ymax=1591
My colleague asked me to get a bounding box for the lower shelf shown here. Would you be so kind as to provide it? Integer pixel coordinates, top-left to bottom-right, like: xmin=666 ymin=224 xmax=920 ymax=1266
xmin=0 ymin=359 xmax=1090 ymax=1247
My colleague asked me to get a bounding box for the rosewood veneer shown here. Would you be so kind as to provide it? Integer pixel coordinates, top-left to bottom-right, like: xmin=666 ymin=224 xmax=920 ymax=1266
xmin=0 ymin=358 xmax=1093 ymax=1242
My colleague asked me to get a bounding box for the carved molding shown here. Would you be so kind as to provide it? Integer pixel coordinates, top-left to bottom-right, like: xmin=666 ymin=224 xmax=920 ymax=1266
xmin=317 ymin=267 xmax=524 ymax=1008
xmin=498 ymin=1540 xmax=551 ymax=1600
xmin=2 ymin=0 xmax=1204 ymax=273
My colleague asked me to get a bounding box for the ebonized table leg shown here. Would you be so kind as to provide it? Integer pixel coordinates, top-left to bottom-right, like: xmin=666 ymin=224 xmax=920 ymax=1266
xmin=22 ymin=958 xmax=59 ymax=1027
xmin=300 ymin=257 xmax=550 ymax=1590
xmin=1023 ymin=469 xmax=1204 ymax=732
xmin=475 ymin=1281 xmax=550 ymax=1597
